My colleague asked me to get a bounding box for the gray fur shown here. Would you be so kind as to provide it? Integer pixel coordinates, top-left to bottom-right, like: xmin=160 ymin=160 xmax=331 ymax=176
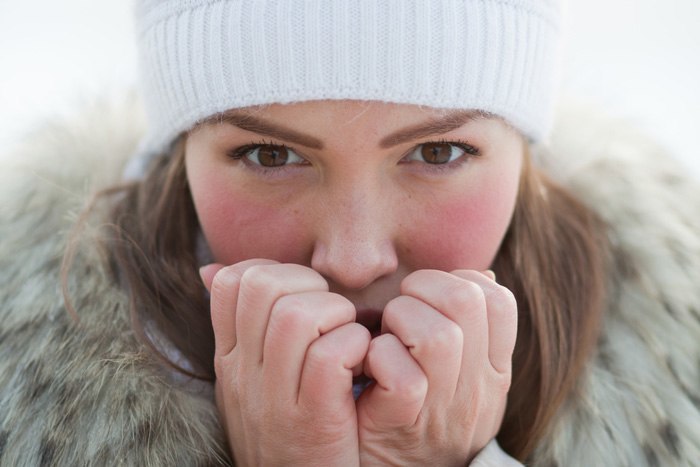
xmin=531 ymin=101 xmax=700 ymax=466
xmin=1 ymin=97 xmax=698 ymax=465
xmin=0 ymin=98 xmax=229 ymax=466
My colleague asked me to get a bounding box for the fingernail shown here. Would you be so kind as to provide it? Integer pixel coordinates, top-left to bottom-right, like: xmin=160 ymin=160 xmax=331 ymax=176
xmin=484 ymin=269 xmax=496 ymax=281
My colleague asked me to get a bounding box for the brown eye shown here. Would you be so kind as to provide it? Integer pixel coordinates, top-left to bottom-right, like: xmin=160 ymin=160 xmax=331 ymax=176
xmin=233 ymin=144 xmax=305 ymax=168
xmin=403 ymin=141 xmax=479 ymax=167
xmin=257 ymin=145 xmax=289 ymax=167
xmin=420 ymin=142 xmax=454 ymax=164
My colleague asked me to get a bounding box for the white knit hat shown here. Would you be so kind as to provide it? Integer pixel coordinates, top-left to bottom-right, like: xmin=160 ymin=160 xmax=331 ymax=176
xmin=133 ymin=0 xmax=561 ymax=164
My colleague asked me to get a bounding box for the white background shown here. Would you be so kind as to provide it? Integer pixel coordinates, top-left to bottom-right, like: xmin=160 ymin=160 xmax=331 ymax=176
xmin=1 ymin=0 xmax=699 ymax=177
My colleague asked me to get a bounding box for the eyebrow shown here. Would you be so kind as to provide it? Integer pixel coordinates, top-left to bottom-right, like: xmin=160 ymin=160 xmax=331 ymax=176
xmin=378 ymin=110 xmax=484 ymax=148
xmin=208 ymin=111 xmax=325 ymax=149
xmin=210 ymin=109 xmax=484 ymax=150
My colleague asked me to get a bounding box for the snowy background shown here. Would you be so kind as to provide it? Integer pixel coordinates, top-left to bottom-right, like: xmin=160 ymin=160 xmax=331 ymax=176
xmin=1 ymin=0 xmax=699 ymax=176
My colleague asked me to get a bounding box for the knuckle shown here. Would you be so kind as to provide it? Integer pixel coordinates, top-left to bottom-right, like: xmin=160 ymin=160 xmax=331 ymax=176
xmin=327 ymin=291 xmax=354 ymax=308
xmin=401 ymin=269 xmax=441 ymax=293
xmin=367 ymin=333 xmax=389 ymax=354
xmin=394 ymin=373 xmax=428 ymax=404
xmin=240 ymin=264 xmax=277 ymax=294
xmin=271 ymin=295 xmax=315 ymax=332
xmin=489 ymin=286 xmax=517 ymax=311
xmin=306 ymin=340 xmax=340 ymax=368
xmin=241 ymin=264 xmax=328 ymax=295
xmin=443 ymin=280 xmax=483 ymax=311
xmin=482 ymin=371 xmax=513 ymax=401
xmin=349 ymin=321 xmax=372 ymax=343
xmin=381 ymin=296 xmax=411 ymax=325
xmin=211 ymin=267 xmax=241 ymax=297
xmin=325 ymin=292 xmax=356 ymax=319
xmin=422 ymin=320 xmax=463 ymax=355
xmin=367 ymin=333 xmax=399 ymax=361
xmin=495 ymin=372 xmax=513 ymax=394
xmin=284 ymin=263 xmax=329 ymax=290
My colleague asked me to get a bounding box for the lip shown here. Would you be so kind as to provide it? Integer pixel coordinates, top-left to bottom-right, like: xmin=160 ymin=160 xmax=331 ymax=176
xmin=355 ymin=309 xmax=383 ymax=338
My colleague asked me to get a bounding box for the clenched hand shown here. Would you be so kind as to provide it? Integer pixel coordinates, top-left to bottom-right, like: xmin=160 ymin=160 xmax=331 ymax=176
xmin=200 ymin=262 xmax=517 ymax=466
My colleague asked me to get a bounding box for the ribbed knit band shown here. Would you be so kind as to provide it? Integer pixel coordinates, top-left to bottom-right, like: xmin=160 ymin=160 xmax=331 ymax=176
xmin=135 ymin=0 xmax=561 ymax=158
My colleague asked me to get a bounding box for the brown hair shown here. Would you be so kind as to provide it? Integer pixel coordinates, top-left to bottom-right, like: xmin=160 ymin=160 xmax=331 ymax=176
xmin=63 ymin=138 xmax=214 ymax=378
xmin=63 ymin=139 xmax=609 ymax=461
xmin=493 ymin=147 xmax=609 ymax=459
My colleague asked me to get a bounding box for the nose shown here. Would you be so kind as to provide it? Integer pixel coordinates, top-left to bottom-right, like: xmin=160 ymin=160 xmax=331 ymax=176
xmin=310 ymin=183 xmax=399 ymax=290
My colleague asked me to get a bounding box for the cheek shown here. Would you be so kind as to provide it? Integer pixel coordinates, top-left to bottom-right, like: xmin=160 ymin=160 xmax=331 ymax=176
xmin=402 ymin=179 xmax=518 ymax=271
xmin=191 ymin=178 xmax=311 ymax=265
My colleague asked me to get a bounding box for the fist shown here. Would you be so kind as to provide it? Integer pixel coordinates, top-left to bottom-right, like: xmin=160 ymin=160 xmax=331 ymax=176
xmin=201 ymin=260 xmax=370 ymax=466
xmin=357 ymin=269 xmax=517 ymax=466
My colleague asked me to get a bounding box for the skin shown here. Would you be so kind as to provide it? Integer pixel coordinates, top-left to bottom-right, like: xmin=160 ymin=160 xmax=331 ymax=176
xmin=189 ymin=100 xmax=522 ymax=466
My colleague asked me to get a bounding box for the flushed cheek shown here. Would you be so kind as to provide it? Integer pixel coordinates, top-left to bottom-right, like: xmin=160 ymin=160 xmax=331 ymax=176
xmin=197 ymin=194 xmax=312 ymax=266
xmin=401 ymin=189 xmax=517 ymax=272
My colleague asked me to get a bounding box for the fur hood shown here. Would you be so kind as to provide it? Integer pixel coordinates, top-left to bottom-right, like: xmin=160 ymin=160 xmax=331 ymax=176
xmin=1 ymin=97 xmax=699 ymax=466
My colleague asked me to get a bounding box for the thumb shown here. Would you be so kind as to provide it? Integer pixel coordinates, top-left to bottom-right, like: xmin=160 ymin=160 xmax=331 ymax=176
xmin=357 ymin=334 xmax=427 ymax=429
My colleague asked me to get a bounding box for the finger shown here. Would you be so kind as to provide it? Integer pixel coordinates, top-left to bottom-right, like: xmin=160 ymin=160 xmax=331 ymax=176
xmin=236 ymin=263 xmax=328 ymax=364
xmin=208 ymin=259 xmax=279 ymax=357
xmin=381 ymin=295 xmax=462 ymax=404
xmin=298 ymin=322 xmax=370 ymax=410
xmin=400 ymin=269 xmax=489 ymax=377
xmin=451 ymin=270 xmax=517 ymax=375
xmin=358 ymin=333 xmax=427 ymax=429
xmin=199 ymin=263 xmax=224 ymax=292
xmin=482 ymin=269 xmax=496 ymax=281
xmin=263 ymin=292 xmax=357 ymax=402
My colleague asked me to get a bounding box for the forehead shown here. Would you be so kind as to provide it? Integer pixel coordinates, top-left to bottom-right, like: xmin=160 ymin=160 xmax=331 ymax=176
xmin=196 ymin=100 xmax=519 ymax=148
xmin=216 ymin=100 xmax=492 ymax=126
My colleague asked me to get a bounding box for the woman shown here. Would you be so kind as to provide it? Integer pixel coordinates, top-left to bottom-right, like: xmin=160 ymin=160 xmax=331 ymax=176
xmin=1 ymin=0 xmax=699 ymax=465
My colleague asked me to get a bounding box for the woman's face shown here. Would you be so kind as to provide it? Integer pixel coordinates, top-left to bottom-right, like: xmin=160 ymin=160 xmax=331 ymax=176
xmin=186 ymin=100 xmax=523 ymax=311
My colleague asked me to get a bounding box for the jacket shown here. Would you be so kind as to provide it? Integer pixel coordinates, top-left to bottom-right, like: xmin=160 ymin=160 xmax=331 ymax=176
xmin=1 ymin=97 xmax=699 ymax=466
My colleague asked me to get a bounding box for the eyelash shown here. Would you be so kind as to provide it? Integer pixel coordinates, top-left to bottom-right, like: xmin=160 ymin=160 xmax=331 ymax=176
xmin=402 ymin=138 xmax=481 ymax=174
xmin=226 ymin=138 xmax=481 ymax=175
xmin=226 ymin=139 xmax=304 ymax=175
xmin=227 ymin=139 xmax=287 ymax=159
xmin=439 ymin=139 xmax=480 ymax=157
